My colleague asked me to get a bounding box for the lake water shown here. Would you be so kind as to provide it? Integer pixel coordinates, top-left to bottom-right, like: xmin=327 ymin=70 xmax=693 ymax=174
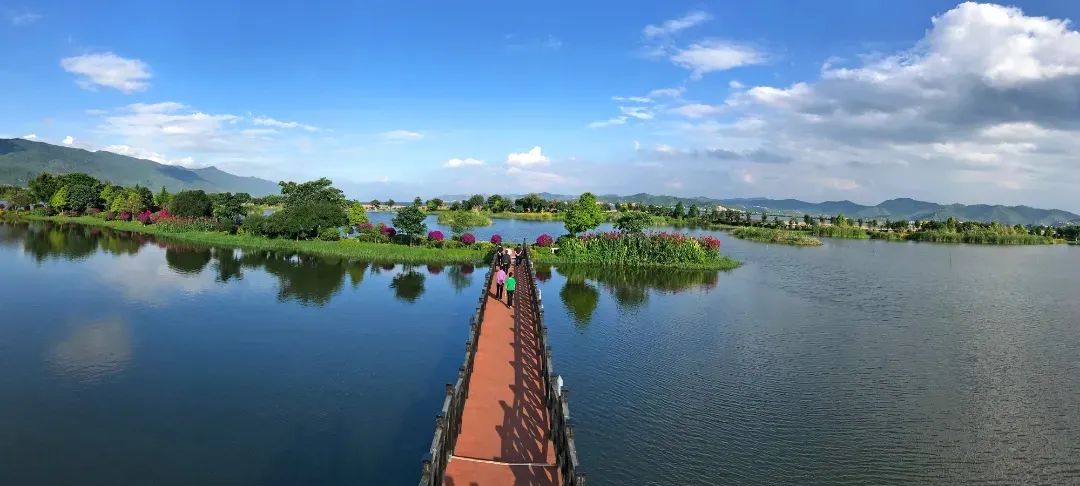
xmin=1 ymin=220 xmax=1078 ymax=485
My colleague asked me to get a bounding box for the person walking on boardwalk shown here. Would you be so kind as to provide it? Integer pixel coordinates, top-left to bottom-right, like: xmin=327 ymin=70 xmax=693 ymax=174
xmin=505 ymin=272 xmax=517 ymax=307
xmin=500 ymin=247 xmax=512 ymax=273
xmin=495 ymin=266 xmax=507 ymax=299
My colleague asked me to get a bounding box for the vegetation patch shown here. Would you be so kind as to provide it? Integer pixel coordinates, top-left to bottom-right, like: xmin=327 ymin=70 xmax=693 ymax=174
xmin=534 ymin=231 xmax=740 ymax=270
xmin=732 ymin=227 xmax=823 ymax=246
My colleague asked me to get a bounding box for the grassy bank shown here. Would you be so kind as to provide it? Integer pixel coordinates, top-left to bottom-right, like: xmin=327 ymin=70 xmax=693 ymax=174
xmin=731 ymin=227 xmax=823 ymax=246
xmin=904 ymin=229 xmax=1056 ymax=245
xmin=17 ymin=215 xmax=490 ymax=264
xmin=811 ymin=225 xmax=870 ymax=239
xmin=529 ymin=232 xmax=741 ymax=270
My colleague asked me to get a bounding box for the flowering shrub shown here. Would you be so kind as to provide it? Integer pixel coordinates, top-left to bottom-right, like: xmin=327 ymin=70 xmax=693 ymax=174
xmin=536 ymin=234 xmax=553 ymax=247
xmin=104 ymin=211 xmax=116 ymax=221
xmin=461 ymin=232 xmax=476 ymax=245
xmin=428 ymin=230 xmax=445 ymax=241
xmin=699 ymin=235 xmax=721 ymax=251
xmin=380 ymin=224 xmax=397 ymax=237
xmin=150 ymin=209 xmax=171 ymax=223
xmin=490 ymin=234 xmax=503 ymax=245
xmin=357 ymin=222 xmax=374 ymax=232
xmin=119 ymin=211 xmax=132 ymax=221
xmin=87 ymin=208 xmax=102 ymax=216
xmin=137 ymin=210 xmax=153 ymax=225
xmin=426 ymin=263 xmax=444 ymax=274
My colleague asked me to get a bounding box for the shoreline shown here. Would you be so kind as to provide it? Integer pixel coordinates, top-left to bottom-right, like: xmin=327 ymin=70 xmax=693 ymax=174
xmin=8 ymin=214 xmax=741 ymax=269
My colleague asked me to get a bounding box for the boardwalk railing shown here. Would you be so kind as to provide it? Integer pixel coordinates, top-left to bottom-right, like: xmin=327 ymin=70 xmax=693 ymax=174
xmin=522 ymin=243 xmax=586 ymax=485
xmin=418 ymin=256 xmax=498 ymax=486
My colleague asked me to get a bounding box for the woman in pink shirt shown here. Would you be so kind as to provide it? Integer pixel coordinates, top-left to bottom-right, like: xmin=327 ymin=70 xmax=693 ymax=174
xmin=495 ymin=267 xmax=507 ymax=300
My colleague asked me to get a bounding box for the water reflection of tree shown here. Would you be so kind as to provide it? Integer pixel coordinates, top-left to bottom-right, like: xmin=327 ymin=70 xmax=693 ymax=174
xmin=559 ymin=279 xmax=600 ymax=329
xmin=165 ymin=246 xmax=213 ymax=274
xmin=446 ymin=264 xmax=474 ymax=294
xmin=258 ymin=253 xmax=349 ymax=306
xmin=391 ymin=267 xmax=426 ymax=303
xmin=555 ymin=264 xmax=721 ymax=327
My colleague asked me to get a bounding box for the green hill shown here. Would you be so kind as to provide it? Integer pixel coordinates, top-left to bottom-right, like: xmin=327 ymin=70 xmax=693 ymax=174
xmin=0 ymin=138 xmax=278 ymax=195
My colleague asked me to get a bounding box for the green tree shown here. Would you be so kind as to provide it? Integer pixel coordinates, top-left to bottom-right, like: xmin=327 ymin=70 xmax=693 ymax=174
xmin=687 ymin=205 xmax=699 ymax=218
xmin=169 ymin=190 xmax=214 ymax=217
xmin=465 ymin=194 xmax=485 ymax=211
xmin=49 ymin=185 xmax=70 ymax=211
xmin=29 ymin=173 xmax=61 ymax=204
xmin=386 ymin=198 xmax=396 ymax=208
xmin=5 ymin=187 xmax=33 ymax=209
xmin=263 ymin=201 xmax=347 ymax=240
xmin=803 ymin=214 xmax=812 ymax=225
xmin=278 ymin=178 xmax=346 ymax=209
xmin=426 ymin=198 xmax=443 ymax=211
xmin=346 ymin=202 xmax=369 ymax=226
xmin=835 ymin=214 xmax=850 ymax=227
xmin=564 ymin=192 xmax=604 ymax=235
xmin=211 ymin=193 xmax=245 ymax=224
xmin=615 ymin=212 xmax=652 ymax=233
xmin=66 ymin=184 xmax=97 ymax=213
xmin=413 ymin=196 xmax=423 ymax=207
xmin=136 ymin=185 xmax=154 ymax=211
xmin=392 ymin=205 xmax=427 ymax=243
xmin=440 ymin=210 xmax=486 ymax=237
xmin=155 ymin=187 xmax=173 ymax=209
xmin=370 ymin=199 xmax=381 ymax=210
xmin=486 ymin=194 xmax=506 ymax=212
xmin=673 ymin=201 xmax=685 ymax=219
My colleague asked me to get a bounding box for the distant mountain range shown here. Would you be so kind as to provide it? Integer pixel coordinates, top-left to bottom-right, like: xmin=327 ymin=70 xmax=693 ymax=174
xmin=438 ymin=192 xmax=1080 ymax=226
xmin=4 ymin=139 xmax=1076 ymax=226
xmin=0 ymin=138 xmax=278 ymax=195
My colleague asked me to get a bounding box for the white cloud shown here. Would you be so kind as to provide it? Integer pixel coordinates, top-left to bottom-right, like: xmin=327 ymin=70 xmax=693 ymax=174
xmin=62 ymin=135 xmax=74 ymax=145
xmin=671 ymin=40 xmax=766 ymax=78
xmin=379 ymin=129 xmax=424 ymax=142
xmin=671 ymin=103 xmax=724 ymax=118
xmin=644 ymin=11 xmax=711 ymax=38
xmin=60 ymin=52 xmax=151 ymax=93
xmin=612 ymin=96 xmax=652 ymax=103
xmin=662 ymin=2 xmax=1080 ymax=208
xmin=20 ymin=133 xmax=37 ymax=140
xmin=506 ymin=146 xmax=550 ymax=167
xmin=445 ymin=157 xmax=485 ymax=168
xmin=729 ymin=80 xmax=745 ymax=89
xmin=618 ymin=106 xmax=654 ymax=120
xmin=648 ymin=87 xmax=684 ymax=99
xmin=11 ymin=12 xmax=42 ymax=25
xmin=251 ymin=116 xmax=319 ymax=132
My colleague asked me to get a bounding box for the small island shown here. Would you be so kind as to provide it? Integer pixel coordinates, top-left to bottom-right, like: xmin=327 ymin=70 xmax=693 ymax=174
xmin=0 ymin=172 xmax=740 ymax=269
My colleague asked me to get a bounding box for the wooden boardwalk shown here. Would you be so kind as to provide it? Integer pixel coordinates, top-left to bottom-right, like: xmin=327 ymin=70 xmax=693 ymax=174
xmin=442 ymin=261 xmax=561 ymax=486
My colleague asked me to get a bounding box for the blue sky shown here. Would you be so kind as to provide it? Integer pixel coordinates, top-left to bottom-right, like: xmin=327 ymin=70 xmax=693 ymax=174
xmin=4 ymin=1 xmax=1080 ymax=210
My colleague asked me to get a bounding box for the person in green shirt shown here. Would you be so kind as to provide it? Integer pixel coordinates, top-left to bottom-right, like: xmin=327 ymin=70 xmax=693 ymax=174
xmin=505 ymin=272 xmax=517 ymax=307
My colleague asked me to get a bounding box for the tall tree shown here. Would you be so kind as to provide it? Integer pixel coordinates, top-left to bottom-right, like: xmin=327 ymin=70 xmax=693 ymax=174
xmin=564 ymin=192 xmax=604 ymax=235
xmin=392 ymin=205 xmax=427 ymax=243
xmin=426 ymin=198 xmax=443 ymax=211
xmin=278 ymin=178 xmax=346 ymax=209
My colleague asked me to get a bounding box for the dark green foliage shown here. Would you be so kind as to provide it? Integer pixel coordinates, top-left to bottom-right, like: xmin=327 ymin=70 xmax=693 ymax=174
xmin=263 ymin=201 xmax=348 ymax=240
xmin=29 ymin=173 xmax=61 ymax=203
xmin=279 ymin=178 xmax=346 ymax=209
xmin=318 ymin=227 xmax=341 ymax=241
xmin=66 ymin=184 xmax=97 ymax=212
xmin=614 ymin=212 xmax=652 ymax=233
xmin=210 ymin=192 xmax=245 ymax=223
xmin=465 ymin=194 xmax=485 ymax=210
xmin=392 ymin=205 xmax=427 ymax=241
xmin=426 ymin=198 xmax=443 ymax=211
xmin=241 ymin=213 xmax=267 ymax=236
xmin=812 ymin=225 xmax=869 ymax=239
xmin=169 ymin=190 xmax=214 ymax=218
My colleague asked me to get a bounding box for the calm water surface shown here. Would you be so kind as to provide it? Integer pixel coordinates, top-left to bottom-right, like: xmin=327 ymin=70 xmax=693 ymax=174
xmin=1 ymin=221 xmax=1078 ymax=485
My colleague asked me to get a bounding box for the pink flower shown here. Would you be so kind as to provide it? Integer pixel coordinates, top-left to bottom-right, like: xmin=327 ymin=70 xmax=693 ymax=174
xmin=490 ymin=234 xmax=503 ymax=244
xmin=536 ymin=234 xmax=553 ymax=247
xmin=462 ymin=232 xmax=476 ymax=245
xmin=428 ymin=230 xmax=445 ymax=241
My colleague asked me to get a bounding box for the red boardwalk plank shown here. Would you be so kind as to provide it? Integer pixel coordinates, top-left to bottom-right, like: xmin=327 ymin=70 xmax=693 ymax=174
xmin=444 ymin=262 xmax=560 ymax=485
